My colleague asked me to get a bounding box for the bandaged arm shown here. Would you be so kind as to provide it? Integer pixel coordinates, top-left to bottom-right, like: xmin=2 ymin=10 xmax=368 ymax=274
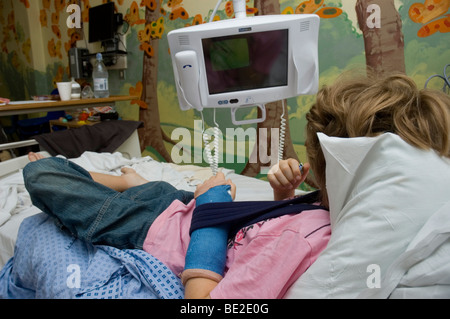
xmin=182 ymin=185 xmax=232 ymax=299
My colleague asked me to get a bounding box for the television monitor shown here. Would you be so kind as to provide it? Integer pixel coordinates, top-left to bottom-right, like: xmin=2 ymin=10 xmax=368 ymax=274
xmin=89 ymin=2 xmax=116 ymax=43
xmin=168 ymin=14 xmax=320 ymax=125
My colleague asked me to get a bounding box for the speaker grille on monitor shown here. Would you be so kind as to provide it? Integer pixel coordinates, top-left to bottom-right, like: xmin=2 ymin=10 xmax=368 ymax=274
xmin=300 ymin=20 xmax=310 ymax=32
xmin=178 ymin=35 xmax=190 ymax=46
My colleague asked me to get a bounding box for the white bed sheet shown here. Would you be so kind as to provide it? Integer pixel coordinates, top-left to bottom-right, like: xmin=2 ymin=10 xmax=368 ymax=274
xmin=0 ymin=151 xmax=294 ymax=268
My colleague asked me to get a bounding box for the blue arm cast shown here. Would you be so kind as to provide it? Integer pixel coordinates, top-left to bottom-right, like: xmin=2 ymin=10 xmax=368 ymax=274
xmin=184 ymin=185 xmax=233 ymax=277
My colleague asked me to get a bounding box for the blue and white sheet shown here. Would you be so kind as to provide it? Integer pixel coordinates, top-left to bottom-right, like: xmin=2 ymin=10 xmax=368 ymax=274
xmin=0 ymin=213 xmax=184 ymax=299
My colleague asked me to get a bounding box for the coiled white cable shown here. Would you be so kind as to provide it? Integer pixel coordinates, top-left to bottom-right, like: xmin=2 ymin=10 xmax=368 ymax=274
xmin=201 ymin=109 xmax=220 ymax=175
xmin=278 ymin=99 xmax=287 ymax=162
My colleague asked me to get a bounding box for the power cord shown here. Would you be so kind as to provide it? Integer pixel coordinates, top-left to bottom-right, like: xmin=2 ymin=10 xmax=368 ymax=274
xmin=278 ymin=100 xmax=287 ymax=162
xmin=201 ymin=110 xmax=220 ymax=175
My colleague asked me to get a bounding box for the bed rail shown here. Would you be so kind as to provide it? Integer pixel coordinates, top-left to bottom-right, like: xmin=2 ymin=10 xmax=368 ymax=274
xmin=0 ymin=139 xmax=39 ymax=152
xmin=0 ymin=130 xmax=141 ymax=178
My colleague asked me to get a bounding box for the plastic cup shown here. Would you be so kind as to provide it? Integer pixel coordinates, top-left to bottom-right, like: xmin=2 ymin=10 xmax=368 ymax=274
xmin=57 ymin=82 xmax=72 ymax=101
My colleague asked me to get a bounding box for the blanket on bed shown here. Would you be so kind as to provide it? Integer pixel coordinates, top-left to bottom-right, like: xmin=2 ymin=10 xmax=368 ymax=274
xmin=35 ymin=120 xmax=143 ymax=158
xmin=0 ymin=172 xmax=31 ymax=227
xmin=0 ymin=213 xmax=184 ymax=299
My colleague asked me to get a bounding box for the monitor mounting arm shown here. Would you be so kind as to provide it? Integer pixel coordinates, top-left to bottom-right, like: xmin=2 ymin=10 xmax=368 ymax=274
xmin=233 ymin=0 xmax=247 ymax=19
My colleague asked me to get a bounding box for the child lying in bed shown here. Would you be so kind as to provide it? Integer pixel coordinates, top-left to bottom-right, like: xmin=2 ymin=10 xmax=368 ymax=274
xmin=23 ymin=71 xmax=450 ymax=299
xmin=23 ymin=153 xmax=330 ymax=299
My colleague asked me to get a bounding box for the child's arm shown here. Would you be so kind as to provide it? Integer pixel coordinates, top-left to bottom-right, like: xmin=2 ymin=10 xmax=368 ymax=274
xmin=183 ymin=172 xmax=236 ymax=299
xmin=184 ymin=277 xmax=219 ymax=299
xmin=268 ymin=159 xmax=310 ymax=200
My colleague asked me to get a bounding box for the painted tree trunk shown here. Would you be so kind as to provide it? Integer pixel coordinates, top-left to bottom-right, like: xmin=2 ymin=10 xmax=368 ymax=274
xmin=139 ymin=4 xmax=173 ymax=162
xmin=356 ymin=0 xmax=406 ymax=75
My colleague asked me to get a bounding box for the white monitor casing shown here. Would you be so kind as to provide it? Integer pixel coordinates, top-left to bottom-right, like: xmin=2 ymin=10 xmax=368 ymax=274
xmin=168 ymin=14 xmax=320 ymax=125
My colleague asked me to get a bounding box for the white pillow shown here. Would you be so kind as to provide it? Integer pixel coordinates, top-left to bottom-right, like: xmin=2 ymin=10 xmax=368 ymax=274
xmin=286 ymin=133 xmax=450 ymax=298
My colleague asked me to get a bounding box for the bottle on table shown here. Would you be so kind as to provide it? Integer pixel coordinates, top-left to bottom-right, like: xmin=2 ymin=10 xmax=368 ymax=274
xmin=92 ymin=53 xmax=109 ymax=98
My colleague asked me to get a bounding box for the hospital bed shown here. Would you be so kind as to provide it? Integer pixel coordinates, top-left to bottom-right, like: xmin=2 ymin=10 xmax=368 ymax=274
xmin=0 ymin=121 xmax=298 ymax=298
xmin=0 ymin=141 xmax=279 ymax=265
xmin=1 ymin=122 xmax=450 ymax=299
xmin=1 ymin=121 xmax=450 ymax=298
xmin=0 ymin=124 xmax=142 ymax=266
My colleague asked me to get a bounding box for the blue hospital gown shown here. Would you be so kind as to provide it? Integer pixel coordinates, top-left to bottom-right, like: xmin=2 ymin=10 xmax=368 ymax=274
xmin=0 ymin=213 xmax=184 ymax=299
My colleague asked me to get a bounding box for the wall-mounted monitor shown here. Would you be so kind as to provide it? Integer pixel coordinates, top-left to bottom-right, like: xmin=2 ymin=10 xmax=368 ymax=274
xmin=89 ymin=2 xmax=116 ymax=43
xmin=168 ymin=14 xmax=320 ymax=125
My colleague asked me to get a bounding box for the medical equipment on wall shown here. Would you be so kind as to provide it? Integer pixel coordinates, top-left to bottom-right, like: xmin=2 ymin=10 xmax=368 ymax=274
xmin=167 ymin=0 xmax=320 ymax=174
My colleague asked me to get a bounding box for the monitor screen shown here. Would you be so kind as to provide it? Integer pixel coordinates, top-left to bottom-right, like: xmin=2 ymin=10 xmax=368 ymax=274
xmin=202 ymin=29 xmax=288 ymax=95
xmin=89 ymin=2 xmax=115 ymax=43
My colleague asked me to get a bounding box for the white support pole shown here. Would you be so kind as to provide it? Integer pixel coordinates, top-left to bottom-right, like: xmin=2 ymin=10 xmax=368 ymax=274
xmin=233 ymin=0 xmax=247 ymax=19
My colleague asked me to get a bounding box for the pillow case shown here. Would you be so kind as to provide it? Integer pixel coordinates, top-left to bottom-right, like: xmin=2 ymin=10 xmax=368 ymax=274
xmin=286 ymin=133 xmax=450 ymax=298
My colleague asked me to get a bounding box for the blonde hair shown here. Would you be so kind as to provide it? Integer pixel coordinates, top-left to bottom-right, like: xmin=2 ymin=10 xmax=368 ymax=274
xmin=305 ymin=72 xmax=450 ymax=208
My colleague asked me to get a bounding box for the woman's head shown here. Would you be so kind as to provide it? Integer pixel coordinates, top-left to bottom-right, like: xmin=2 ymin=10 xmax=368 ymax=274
xmin=305 ymin=72 xmax=450 ymax=208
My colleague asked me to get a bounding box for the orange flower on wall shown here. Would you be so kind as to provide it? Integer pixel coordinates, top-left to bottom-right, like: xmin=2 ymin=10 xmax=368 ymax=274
xmin=48 ymin=38 xmax=62 ymax=59
xmin=138 ymin=24 xmax=153 ymax=56
xmin=409 ymin=0 xmax=450 ymax=37
xmin=150 ymin=16 xmax=165 ymax=38
xmin=167 ymin=0 xmax=189 ymax=20
xmin=185 ymin=14 xmax=204 ymax=27
xmin=125 ymin=1 xmax=146 ymax=26
xmin=40 ymin=9 xmax=48 ymax=27
xmin=52 ymin=25 xmax=62 ymax=39
xmin=225 ymin=1 xmax=234 ymax=17
xmin=130 ymin=81 xmax=148 ymax=109
xmin=43 ymin=0 xmax=51 ymax=10
xmin=140 ymin=42 xmax=154 ymax=56
xmin=54 ymin=0 xmax=66 ymax=13
xmin=138 ymin=15 xmax=164 ymax=56
xmin=224 ymin=0 xmax=258 ymax=18
xmin=142 ymin=0 xmax=157 ymax=12
xmin=20 ymin=0 xmax=30 ymax=8
xmin=169 ymin=7 xmax=189 ymax=20
xmin=51 ymin=11 xmax=60 ymax=25
xmin=64 ymin=28 xmax=82 ymax=52
xmin=82 ymin=0 xmax=91 ymax=22
xmin=282 ymin=0 xmax=342 ymax=18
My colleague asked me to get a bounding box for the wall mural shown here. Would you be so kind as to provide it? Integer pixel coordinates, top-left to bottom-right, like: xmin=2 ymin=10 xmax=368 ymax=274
xmin=0 ymin=0 xmax=449 ymax=180
xmin=409 ymin=0 xmax=450 ymax=37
